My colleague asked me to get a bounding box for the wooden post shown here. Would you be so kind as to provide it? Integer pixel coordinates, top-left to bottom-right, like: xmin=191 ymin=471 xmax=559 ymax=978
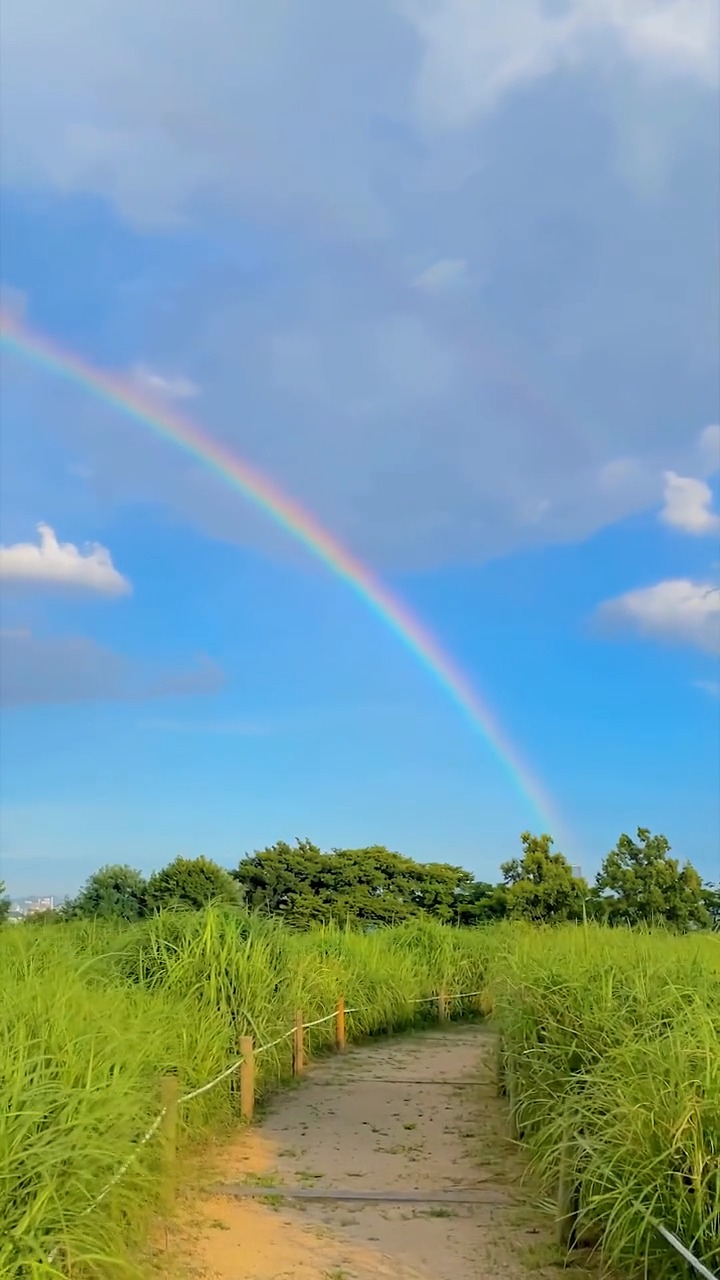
xmin=507 ymin=1066 xmax=521 ymax=1141
xmin=437 ymin=988 xmax=448 ymax=1021
xmin=293 ymin=1008 xmax=305 ymax=1076
xmin=496 ymin=1037 xmax=507 ymax=1097
xmin=557 ymin=1119 xmax=578 ymax=1248
xmin=239 ymin=1036 xmax=255 ymax=1122
xmin=160 ymin=1075 xmax=179 ymax=1213
xmin=336 ymin=997 xmax=346 ymax=1054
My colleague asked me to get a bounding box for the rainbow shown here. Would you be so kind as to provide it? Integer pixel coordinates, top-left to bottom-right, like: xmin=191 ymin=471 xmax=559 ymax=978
xmin=0 ymin=310 xmax=562 ymax=833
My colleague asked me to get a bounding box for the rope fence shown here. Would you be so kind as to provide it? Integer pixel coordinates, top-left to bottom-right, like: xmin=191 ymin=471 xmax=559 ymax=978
xmin=46 ymin=987 xmax=716 ymax=1280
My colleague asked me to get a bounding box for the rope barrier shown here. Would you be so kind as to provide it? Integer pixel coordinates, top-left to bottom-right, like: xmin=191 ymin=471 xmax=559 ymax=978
xmin=180 ymin=1058 xmax=243 ymax=1103
xmin=408 ymin=989 xmax=483 ymax=1004
xmin=46 ymin=1110 xmax=168 ymax=1266
xmin=254 ymin=1028 xmax=296 ymax=1056
xmin=43 ymin=987 xmax=716 ymax=1280
xmin=652 ymin=1222 xmax=718 ymax=1280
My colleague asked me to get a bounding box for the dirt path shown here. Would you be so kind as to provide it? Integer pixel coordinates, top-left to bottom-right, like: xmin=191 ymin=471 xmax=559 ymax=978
xmin=157 ymin=1023 xmax=591 ymax=1280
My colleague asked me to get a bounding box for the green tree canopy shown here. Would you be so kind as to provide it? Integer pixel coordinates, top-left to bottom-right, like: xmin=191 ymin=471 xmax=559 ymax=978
xmin=0 ymin=880 xmax=10 ymax=925
xmin=61 ymin=864 xmax=149 ymax=922
xmin=455 ymin=879 xmax=509 ymax=925
xmin=501 ymin=832 xmax=587 ymax=923
xmin=147 ymin=855 xmax=242 ymax=913
xmin=23 ymin=909 xmax=62 ymax=926
xmin=596 ymin=828 xmax=710 ymax=930
xmin=701 ymin=883 xmax=720 ymax=930
xmin=233 ymin=839 xmax=484 ymax=928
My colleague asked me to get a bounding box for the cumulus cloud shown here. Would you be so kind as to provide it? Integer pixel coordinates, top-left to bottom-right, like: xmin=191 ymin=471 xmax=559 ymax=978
xmin=131 ymin=364 xmax=199 ymax=400
xmin=0 ymin=628 xmax=224 ymax=706
xmin=0 ymin=524 xmax=130 ymax=595
xmin=660 ymin=471 xmax=720 ymax=535
xmin=406 ymin=0 xmax=719 ymax=130
xmin=1 ymin=1 xmax=717 ymax=230
xmin=0 ymin=3 xmax=717 ymax=571
xmin=598 ymin=579 xmax=720 ymax=653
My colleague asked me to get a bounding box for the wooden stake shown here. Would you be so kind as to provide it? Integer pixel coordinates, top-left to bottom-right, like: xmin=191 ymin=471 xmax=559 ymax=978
xmin=336 ymin=997 xmax=346 ymax=1053
xmin=293 ymin=1009 xmax=305 ymax=1076
xmin=557 ymin=1119 xmax=578 ymax=1249
xmin=160 ymin=1075 xmax=179 ymax=1212
xmin=239 ymin=1036 xmax=255 ymax=1122
xmin=437 ymin=988 xmax=448 ymax=1021
xmin=496 ymin=1037 xmax=507 ymax=1097
xmin=507 ymin=1068 xmax=520 ymax=1141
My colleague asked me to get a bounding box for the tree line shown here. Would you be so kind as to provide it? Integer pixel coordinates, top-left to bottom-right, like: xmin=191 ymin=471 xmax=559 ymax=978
xmin=2 ymin=827 xmax=717 ymax=932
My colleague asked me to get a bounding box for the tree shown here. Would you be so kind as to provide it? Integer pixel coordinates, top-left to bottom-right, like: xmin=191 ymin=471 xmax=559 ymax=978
xmin=61 ymin=864 xmax=149 ymax=922
xmin=0 ymin=879 xmax=10 ymax=925
xmin=147 ymin=855 xmax=242 ymax=913
xmin=326 ymin=847 xmax=476 ymax=926
xmin=234 ymin=839 xmax=488 ymax=929
xmin=24 ymin=909 xmax=61 ymax=926
xmin=501 ymin=832 xmax=587 ymax=924
xmin=234 ymin=839 xmax=328 ymax=926
xmin=596 ymin=829 xmax=710 ymax=931
xmin=456 ymin=880 xmax=509 ymax=926
xmin=701 ymin=883 xmax=720 ymax=930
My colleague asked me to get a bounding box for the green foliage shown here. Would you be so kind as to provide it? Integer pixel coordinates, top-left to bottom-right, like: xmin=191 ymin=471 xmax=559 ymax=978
xmin=23 ymin=909 xmax=62 ymax=927
xmin=234 ymin=838 xmax=482 ymax=927
xmin=1 ymin=915 xmax=718 ymax=1278
xmin=456 ymin=879 xmax=508 ymax=925
xmin=60 ymin=863 xmax=149 ymax=923
xmin=500 ymin=832 xmax=587 ymax=923
xmin=58 ymin=857 xmax=243 ymax=922
xmin=702 ymin=882 xmax=720 ymax=929
xmin=596 ymin=827 xmax=710 ymax=930
xmin=0 ymin=879 xmax=9 ymax=924
xmin=0 ymin=911 xmax=490 ymax=1276
xmin=146 ymin=855 xmax=243 ymax=913
xmin=491 ymin=925 xmax=720 ymax=1279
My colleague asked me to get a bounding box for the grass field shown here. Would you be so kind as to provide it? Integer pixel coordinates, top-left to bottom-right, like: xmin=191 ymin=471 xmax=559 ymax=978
xmin=1 ymin=912 xmax=718 ymax=1278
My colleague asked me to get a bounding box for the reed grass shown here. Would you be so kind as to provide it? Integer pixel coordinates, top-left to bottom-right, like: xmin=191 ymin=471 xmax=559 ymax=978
xmin=1 ymin=912 xmax=717 ymax=1278
xmin=489 ymin=924 xmax=720 ymax=1277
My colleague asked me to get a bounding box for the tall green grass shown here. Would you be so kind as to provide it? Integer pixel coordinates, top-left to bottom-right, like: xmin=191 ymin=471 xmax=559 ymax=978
xmin=490 ymin=924 xmax=720 ymax=1278
xmin=1 ymin=913 xmax=717 ymax=1278
xmin=0 ymin=911 xmax=489 ymax=1277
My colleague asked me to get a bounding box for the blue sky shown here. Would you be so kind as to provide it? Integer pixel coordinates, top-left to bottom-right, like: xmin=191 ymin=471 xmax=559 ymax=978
xmin=1 ymin=0 xmax=718 ymax=897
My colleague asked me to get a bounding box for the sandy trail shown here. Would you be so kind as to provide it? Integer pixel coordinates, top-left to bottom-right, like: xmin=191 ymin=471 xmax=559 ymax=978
xmin=158 ymin=1023 xmax=590 ymax=1280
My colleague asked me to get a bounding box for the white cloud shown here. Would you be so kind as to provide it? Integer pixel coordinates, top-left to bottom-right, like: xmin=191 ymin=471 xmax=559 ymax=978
xmin=131 ymin=364 xmax=199 ymax=400
xmin=660 ymin=471 xmax=720 ymax=535
xmin=413 ymin=258 xmax=468 ymax=293
xmin=405 ymin=0 xmax=719 ymax=130
xmin=599 ymin=578 xmax=720 ymax=653
xmin=0 ymin=4 xmax=716 ymax=572
xmin=0 ymin=523 xmax=131 ymax=595
xmin=0 ymin=0 xmax=716 ymax=232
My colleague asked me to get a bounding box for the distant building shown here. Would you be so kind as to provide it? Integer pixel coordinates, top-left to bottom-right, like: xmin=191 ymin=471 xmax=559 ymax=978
xmin=8 ymin=895 xmax=56 ymax=919
xmin=26 ymin=896 xmax=55 ymax=914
